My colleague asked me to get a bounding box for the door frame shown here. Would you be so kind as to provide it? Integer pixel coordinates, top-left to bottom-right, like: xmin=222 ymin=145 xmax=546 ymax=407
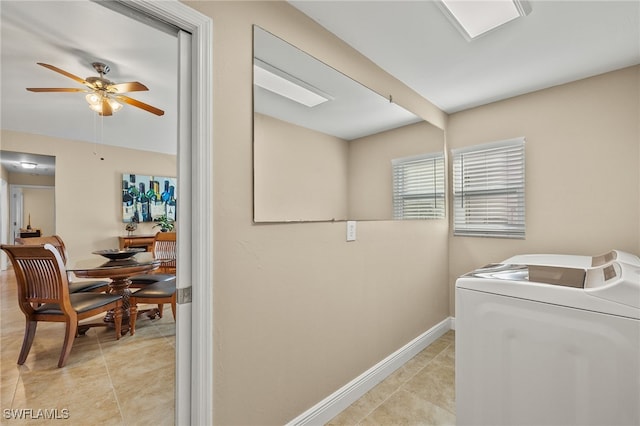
xmin=1 ymin=179 xmax=9 ymax=269
xmin=118 ymin=1 xmax=214 ymax=424
xmin=9 ymin=185 xmax=23 ymax=243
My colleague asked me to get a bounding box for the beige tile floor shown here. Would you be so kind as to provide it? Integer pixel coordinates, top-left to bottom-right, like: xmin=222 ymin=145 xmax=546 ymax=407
xmin=326 ymin=330 xmax=456 ymax=426
xmin=0 ymin=269 xmax=175 ymax=425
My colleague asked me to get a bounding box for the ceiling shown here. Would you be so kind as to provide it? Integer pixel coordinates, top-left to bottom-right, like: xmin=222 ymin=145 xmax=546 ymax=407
xmin=1 ymin=1 xmax=639 ymax=174
xmin=0 ymin=0 xmax=179 ymax=171
xmin=290 ymin=1 xmax=640 ymax=114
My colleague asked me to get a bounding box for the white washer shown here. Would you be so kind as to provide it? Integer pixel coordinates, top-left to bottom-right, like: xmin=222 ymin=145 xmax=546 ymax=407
xmin=503 ymin=249 xmax=640 ymax=268
xmin=455 ymin=262 xmax=640 ymax=426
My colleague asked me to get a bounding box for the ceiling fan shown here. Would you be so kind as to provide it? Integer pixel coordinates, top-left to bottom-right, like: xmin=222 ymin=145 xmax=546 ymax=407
xmin=26 ymin=62 xmax=165 ymax=116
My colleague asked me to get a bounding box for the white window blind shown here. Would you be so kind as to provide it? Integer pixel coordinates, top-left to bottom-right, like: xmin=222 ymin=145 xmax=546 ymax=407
xmin=392 ymin=152 xmax=445 ymax=220
xmin=452 ymin=138 xmax=525 ymax=238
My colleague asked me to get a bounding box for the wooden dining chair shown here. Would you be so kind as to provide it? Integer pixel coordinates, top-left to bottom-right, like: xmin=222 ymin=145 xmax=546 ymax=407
xmin=1 ymin=244 xmax=124 ymax=368
xmin=151 ymin=231 xmax=177 ymax=274
xmin=128 ymin=232 xmax=176 ymax=321
xmin=15 ymin=235 xmax=109 ymax=293
xmin=129 ymin=278 xmax=176 ymax=335
xmin=129 ymin=232 xmax=177 ymax=287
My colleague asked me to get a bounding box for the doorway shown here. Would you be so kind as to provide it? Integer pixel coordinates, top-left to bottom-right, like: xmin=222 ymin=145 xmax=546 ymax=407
xmin=119 ymin=2 xmax=214 ymax=424
xmin=0 ymin=1 xmax=213 ymax=423
xmin=10 ymin=184 xmax=55 ymax=237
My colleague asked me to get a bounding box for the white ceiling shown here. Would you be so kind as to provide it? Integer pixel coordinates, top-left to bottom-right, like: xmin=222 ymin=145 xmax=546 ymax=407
xmin=0 ymin=0 xmax=179 ymax=160
xmin=290 ymin=0 xmax=640 ymax=114
xmin=1 ymin=1 xmax=639 ymax=174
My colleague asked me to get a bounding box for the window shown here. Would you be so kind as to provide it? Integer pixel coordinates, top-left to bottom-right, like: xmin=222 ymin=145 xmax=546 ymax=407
xmin=392 ymin=152 xmax=445 ymax=220
xmin=452 ymin=138 xmax=525 ymax=238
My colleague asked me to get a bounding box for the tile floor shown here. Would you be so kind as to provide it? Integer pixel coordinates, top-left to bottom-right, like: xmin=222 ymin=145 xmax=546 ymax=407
xmin=0 ymin=269 xmax=175 ymax=425
xmin=326 ymin=330 xmax=456 ymax=425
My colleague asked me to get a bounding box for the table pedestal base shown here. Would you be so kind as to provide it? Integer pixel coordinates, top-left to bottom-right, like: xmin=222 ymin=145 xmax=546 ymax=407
xmin=104 ymin=277 xmax=133 ymax=334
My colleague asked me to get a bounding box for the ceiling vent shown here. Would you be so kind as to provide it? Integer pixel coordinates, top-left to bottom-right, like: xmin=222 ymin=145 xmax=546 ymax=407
xmin=437 ymin=0 xmax=532 ymax=41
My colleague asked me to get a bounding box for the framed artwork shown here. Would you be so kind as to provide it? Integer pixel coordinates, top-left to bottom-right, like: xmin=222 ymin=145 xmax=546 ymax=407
xmin=122 ymin=173 xmax=177 ymax=223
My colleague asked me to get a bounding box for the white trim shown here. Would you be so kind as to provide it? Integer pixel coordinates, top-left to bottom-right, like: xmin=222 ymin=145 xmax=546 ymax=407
xmin=114 ymin=1 xmax=214 ymax=425
xmin=287 ymin=317 xmax=454 ymax=426
xmin=1 ymin=179 xmax=9 ymax=270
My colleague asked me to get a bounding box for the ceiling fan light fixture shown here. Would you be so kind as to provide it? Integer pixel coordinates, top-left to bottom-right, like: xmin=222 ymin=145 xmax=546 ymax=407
xmin=86 ymin=93 xmax=101 ymax=106
xmin=438 ymin=0 xmax=531 ymax=40
xmin=109 ymin=98 xmax=123 ymax=113
xmin=86 ymin=93 xmax=122 ymax=114
xmin=27 ymin=62 xmax=163 ymax=116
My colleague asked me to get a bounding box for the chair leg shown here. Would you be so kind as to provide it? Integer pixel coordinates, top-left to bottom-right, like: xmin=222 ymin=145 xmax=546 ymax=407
xmin=129 ymin=302 xmax=137 ymax=336
xmin=18 ymin=320 xmax=37 ymax=365
xmin=58 ymin=320 xmax=78 ymax=368
xmin=114 ymin=302 xmax=123 ymax=339
xmin=157 ymin=303 xmax=164 ymax=318
xmin=171 ymin=296 xmax=176 ymax=321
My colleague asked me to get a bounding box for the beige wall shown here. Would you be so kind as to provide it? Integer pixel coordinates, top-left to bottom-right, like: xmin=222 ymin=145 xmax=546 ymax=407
xmin=447 ymin=65 xmax=640 ymax=314
xmin=1 ymin=130 xmax=176 ymax=259
xmin=186 ymin=1 xmax=449 ymax=424
xmin=21 ymin=187 xmax=55 ymax=236
xmin=8 ymin=172 xmax=55 ymax=186
xmin=349 ymin=121 xmax=444 ymax=220
xmin=254 ymin=113 xmax=349 ymax=221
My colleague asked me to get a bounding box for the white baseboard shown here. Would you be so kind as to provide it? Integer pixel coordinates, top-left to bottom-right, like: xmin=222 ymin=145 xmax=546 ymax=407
xmin=287 ymin=316 xmax=455 ymax=426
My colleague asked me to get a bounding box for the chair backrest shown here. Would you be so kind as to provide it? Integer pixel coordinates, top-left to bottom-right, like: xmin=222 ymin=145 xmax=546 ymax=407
xmin=14 ymin=235 xmax=69 ymax=265
xmin=152 ymin=232 xmax=176 ymax=272
xmin=1 ymin=244 xmax=72 ymax=315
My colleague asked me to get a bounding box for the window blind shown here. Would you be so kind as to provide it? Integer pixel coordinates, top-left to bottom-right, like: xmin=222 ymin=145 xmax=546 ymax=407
xmin=392 ymin=152 xmax=445 ymax=220
xmin=452 ymin=138 xmax=525 ymax=238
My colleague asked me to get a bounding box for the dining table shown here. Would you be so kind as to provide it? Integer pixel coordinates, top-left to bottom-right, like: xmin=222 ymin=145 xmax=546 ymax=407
xmin=67 ymin=249 xmax=160 ymax=334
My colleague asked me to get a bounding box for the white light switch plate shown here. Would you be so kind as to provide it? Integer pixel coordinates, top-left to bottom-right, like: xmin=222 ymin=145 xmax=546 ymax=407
xmin=346 ymin=220 xmax=356 ymax=241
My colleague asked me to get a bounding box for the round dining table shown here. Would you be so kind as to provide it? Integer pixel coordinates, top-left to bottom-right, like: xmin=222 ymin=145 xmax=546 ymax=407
xmin=68 ymin=251 xmax=160 ymax=334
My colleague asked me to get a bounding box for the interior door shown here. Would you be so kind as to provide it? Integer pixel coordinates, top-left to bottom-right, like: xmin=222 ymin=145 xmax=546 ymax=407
xmin=10 ymin=186 xmax=23 ymax=241
xmin=0 ymin=179 xmax=8 ymax=270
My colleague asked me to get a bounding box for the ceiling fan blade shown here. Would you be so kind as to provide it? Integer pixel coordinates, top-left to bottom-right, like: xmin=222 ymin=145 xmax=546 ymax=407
xmin=108 ymin=81 xmax=149 ymax=93
xmin=115 ymin=94 xmax=165 ymax=116
xmin=37 ymin=63 xmax=89 ymax=86
xmin=26 ymin=87 xmax=86 ymax=92
xmin=101 ymin=97 xmax=113 ymax=116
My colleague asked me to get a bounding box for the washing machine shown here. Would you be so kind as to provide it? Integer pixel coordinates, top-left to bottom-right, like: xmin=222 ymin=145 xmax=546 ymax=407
xmin=455 ymin=261 xmax=640 ymax=426
xmin=503 ymin=249 xmax=640 ymax=268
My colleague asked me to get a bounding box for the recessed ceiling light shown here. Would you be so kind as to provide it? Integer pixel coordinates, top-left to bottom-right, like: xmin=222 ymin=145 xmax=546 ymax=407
xmin=20 ymin=161 xmax=37 ymax=169
xmin=438 ymin=0 xmax=531 ymax=40
xmin=254 ymin=59 xmax=332 ymax=107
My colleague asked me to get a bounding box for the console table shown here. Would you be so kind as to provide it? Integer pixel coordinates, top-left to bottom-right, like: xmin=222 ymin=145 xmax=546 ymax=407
xmin=118 ymin=234 xmax=156 ymax=252
xmin=19 ymin=229 xmax=41 ymax=238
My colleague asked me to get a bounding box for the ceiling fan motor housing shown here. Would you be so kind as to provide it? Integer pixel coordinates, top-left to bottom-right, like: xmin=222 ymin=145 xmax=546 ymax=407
xmin=92 ymin=62 xmax=110 ymax=76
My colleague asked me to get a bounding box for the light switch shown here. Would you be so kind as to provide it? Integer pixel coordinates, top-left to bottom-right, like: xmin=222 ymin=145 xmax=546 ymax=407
xmin=346 ymin=220 xmax=356 ymax=241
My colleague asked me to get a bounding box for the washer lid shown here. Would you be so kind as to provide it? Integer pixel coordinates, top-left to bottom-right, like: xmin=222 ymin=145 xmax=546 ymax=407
xmin=464 ymin=263 xmax=586 ymax=288
xmin=503 ymin=250 xmax=640 ymax=269
xmin=457 ymin=263 xmax=640 ymax=319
